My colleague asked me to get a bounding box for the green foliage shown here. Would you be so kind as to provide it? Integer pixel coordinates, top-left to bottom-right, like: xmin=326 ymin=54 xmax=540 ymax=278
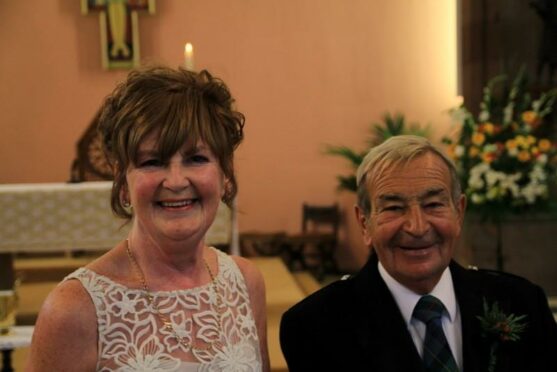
xmin=325 ymin=112 xmax=431 ymax=192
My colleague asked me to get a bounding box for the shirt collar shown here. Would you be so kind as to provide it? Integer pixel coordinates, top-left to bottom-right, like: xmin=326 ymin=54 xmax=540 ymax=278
xmin=378 ymin=261 xmax=457 ymax=325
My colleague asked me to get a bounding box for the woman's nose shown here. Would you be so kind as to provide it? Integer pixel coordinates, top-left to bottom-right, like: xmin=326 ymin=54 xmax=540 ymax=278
xmin=403 ymin=205 xmax=429 ymax=236
xmin=163 ymin=163 xmax=190 ymax=190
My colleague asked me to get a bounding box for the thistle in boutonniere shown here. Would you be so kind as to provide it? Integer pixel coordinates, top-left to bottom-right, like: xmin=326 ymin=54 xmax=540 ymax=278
xmin=477 ymin=298 xmax=528 ymax=372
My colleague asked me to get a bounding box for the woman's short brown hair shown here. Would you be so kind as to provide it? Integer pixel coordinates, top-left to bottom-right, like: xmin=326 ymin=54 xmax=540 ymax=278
xmin=97 ymin=65 xmax=244 ymax=219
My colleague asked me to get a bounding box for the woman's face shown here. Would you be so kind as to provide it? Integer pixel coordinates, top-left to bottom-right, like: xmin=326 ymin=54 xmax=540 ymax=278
xmin=125 ymin=132 xmax=225 ymax=246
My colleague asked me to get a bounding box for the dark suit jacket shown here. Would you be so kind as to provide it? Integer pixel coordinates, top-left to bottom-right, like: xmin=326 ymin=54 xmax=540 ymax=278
xmin=280 ymin=255 xmax=557 ymax=371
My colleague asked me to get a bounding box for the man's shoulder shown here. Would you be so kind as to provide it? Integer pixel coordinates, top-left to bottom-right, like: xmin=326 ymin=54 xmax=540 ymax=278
xmin=283 ymin=275 xmax=355 ymax=320
xmin=454 ymin=262 xmax=547 ymax=298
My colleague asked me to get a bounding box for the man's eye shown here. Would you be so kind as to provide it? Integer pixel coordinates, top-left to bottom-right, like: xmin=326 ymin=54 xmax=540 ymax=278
xmin=425 ymin=202 xmax=444 ymax=209
xmin=383 ymin=205 xmax=403 ymax=212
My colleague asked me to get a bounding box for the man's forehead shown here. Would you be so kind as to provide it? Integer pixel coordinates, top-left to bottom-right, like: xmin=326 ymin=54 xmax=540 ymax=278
xmin=368 ymin=153 xmax=452 ymax=197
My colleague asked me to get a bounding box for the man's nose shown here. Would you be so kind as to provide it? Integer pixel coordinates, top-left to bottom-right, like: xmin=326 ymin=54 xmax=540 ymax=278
xmin=403 ymin=205 xmax=429 ymax=236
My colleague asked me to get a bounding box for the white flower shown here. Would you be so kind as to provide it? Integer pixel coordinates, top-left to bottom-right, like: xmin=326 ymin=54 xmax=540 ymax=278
xmin=529 ymin=166 xmax=547 ymax=182
xmin=486 ymin=187 xmax=500 ymax=200
xmin=499 ymin=173 xmax=521 ymax=198
xmin=484 ymin=170 xmax=501 ymax=187
xmin=521 ymin=182 xmax=547 ymax=204
xmin=471 ymin=193 xmax=485 ymax=204
xmin=470 ymin=162 xmax=490 ymax=175
xmin=532 ymin=99 xmax=542 ymax=112
xmin=479 ymin=110 xmax=490 ymax=122
xmin=537 ymin=154 xmax=548 ymax=165
xmin=507 ymin=147 xmax=519 ymax=157
xmin=450 ymin=107 xmax=471 ymax=126
xmin=503 ymin=103 xmax=514 ymax=124
xmin=468 ymin=174 xmax=484 ymax=190
xmin=455 ymin=145 xmax=465 ymax=157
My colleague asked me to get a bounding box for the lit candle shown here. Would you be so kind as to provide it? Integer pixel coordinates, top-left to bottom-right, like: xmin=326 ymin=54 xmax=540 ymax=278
xmin=184 ymin=43 xmax=194 ymax=71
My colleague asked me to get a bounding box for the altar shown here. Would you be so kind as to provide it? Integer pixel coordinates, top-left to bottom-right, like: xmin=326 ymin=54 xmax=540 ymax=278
xmin=0 ymin=181 xmax=233 ymax=253
xmin=0 ymin=181 xmax=235 ymax=292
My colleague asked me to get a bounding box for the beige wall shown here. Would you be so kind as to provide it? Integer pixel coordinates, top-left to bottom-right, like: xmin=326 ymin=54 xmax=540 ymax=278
xmin=0 ymin=0 xmax=459 ymax=271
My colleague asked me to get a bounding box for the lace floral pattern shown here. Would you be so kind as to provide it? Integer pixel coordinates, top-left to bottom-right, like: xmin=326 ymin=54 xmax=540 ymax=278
xmin=65 ymin=248 xmax=262 ymax=371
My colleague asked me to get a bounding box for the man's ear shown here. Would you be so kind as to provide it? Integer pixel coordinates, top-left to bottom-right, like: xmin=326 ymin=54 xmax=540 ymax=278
xmin=354 ymin=205 xmax=373 ymax=248
xmin=456 ymin=193 xmax=467 ymax=224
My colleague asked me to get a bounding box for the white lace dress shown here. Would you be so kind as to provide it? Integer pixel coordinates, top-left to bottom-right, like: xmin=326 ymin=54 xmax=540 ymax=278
xmin=64 ymin=248 xmax=262 ymax=371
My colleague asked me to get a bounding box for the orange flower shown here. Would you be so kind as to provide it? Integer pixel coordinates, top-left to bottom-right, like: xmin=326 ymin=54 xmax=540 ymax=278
xmin=531 ymin=146 xmax=540 ymax=156
xmin=515 ymin=135 xmax=527 ymax=148
xmin=472 ymin=132 xmax=486 ymax=146
xmin=482 ymin=122 xmax=495 ymax=135
xmin=482 ymin=152 xmax=496 ymax=164
xmin=469 ymin=146 xmax=480 ymax=158
xmin=446 ymin=144 xmax=456 ymax=159
xmin=538 ymin=139 xmax=552 ymax=152
xmin=526 ymin=135 xmax=536 ymax=146
xmin=517 ymin=150 xmax=531 ymax=162
xmin=506 ymin=139 xmax=517 ymax=150
xmin=522 ymin=111 xmax=541 ymax=127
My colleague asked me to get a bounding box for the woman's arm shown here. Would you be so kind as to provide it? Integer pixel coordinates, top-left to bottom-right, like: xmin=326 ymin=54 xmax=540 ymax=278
xmin=25 ymin=279 xmax=98 ymax=372
xmin=233 ymin=256 xmax=270 ymax=372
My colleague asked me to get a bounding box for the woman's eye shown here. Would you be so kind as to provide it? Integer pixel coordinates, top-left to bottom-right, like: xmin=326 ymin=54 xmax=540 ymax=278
xmin=139 ymin=159 xmax=162 ymax=167
xmin=188 ymin=154 xmax=209 ymax=164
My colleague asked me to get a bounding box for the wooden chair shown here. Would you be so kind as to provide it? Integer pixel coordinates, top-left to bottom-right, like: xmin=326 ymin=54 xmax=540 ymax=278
xmin=284 ymin=203 xmax=340 ymax=280
xmin=239 ymin=232 xmax=287 ymax=258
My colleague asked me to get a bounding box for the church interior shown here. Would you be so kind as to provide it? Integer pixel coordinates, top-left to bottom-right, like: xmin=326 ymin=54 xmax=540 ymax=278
xmin=1 ymin=1 xmax=556 ymax=371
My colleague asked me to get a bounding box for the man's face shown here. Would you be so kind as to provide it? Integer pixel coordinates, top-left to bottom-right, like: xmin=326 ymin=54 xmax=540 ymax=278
xmin=356 ymin=152 xmax=466 ymax=294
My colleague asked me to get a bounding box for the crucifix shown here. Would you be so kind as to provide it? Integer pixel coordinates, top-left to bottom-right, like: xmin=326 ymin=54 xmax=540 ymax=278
xmin=81 ymin=0 xmax=156 ymax=70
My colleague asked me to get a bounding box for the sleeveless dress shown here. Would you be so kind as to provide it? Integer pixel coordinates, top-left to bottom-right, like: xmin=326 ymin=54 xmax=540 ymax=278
xmin=64 ymin=248 xmax=262 ymax=371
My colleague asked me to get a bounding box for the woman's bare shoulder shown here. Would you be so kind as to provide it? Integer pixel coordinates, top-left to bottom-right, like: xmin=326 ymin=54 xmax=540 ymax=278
xmin=231 ymin=255 xmax=265 ymax=290
xmin=26 ymin=279 xmax=98 ymax=371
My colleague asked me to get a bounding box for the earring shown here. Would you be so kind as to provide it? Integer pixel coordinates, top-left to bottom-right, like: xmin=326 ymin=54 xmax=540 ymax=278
xmin=123 ymin=199 xmax=131 ymax=208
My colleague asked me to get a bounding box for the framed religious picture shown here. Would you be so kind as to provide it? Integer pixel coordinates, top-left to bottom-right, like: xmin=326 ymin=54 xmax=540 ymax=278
xmin=81 ymin=0 xmax=156 ymax=70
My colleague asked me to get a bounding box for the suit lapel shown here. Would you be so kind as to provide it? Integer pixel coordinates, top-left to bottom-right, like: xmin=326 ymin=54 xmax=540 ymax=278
xmin=451 ymin=262 xmax=489 ymax=372
xmin=351 ymin=255 xmax=424 ymax=371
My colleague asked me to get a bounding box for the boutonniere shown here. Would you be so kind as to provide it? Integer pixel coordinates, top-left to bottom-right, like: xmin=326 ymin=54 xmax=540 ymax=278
xmin=477 ymin=298 xmax=528 ymax=372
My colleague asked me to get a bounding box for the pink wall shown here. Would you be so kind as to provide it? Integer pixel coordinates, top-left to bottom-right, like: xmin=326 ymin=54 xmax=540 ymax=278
xmin=0 ymin=0 xmax=458 ymax=271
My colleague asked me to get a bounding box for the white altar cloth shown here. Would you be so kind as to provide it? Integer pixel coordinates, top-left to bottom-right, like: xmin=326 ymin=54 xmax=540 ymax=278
xmin=0 ymin=182 xmax=233 ymax=253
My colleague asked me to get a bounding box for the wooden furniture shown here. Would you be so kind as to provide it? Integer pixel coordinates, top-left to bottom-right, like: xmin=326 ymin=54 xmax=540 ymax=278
xmin=282 ymin=203 xmax=340 ymax=281
xmin=239 ymin=232 xmax=287 ymax=257
xmin=0 ymin=182 xmax=234 ymax=296
xmin=0 ymin=326 xmax=33 ymax=372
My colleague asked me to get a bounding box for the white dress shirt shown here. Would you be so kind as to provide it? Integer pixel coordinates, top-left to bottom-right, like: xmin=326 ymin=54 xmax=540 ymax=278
xmin=378 ymin=262 xmax=463 ymax=369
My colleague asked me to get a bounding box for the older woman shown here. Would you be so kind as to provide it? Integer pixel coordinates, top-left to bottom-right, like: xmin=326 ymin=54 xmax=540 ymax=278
xmin=27 ymin=66 xmax=270 ymax=371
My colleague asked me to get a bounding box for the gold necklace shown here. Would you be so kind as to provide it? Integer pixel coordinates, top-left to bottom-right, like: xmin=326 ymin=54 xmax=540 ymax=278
xmin=125 ymin=239 xmax=223 ymax=352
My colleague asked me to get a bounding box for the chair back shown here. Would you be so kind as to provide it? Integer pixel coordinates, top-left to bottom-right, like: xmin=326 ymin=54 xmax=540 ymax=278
xmin=302 ymin=203 xmax=339 ymax=236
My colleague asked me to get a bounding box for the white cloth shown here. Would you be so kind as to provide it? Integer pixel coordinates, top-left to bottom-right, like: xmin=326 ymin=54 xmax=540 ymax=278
xmin=378 ymin=262 xmax=462 ymax=369
xmin=65 ymin=248 xmax=262 ymax=371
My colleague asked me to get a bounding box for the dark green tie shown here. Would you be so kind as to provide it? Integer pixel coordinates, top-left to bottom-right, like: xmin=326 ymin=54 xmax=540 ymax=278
xmin=413 ymin=295 xmax=459 ymax=372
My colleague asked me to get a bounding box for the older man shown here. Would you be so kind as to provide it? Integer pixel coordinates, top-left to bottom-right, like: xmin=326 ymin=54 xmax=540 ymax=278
xmin=280 ymin=135 xmax=557 ymax=371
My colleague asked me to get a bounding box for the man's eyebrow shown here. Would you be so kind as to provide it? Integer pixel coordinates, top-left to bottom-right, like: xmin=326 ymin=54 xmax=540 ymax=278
xmin=377 ymin=194 xmax=405 ymax=203
xmin=419 ymin=188 xmax=447 ymax=199
xmin=377 ymin=188 xmax=448 ymax=203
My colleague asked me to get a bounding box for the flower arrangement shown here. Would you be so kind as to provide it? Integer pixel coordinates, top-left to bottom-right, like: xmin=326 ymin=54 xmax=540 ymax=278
xmin=477 ymin=298 xmax=528 ymax=372
xmin=445 ymin=72 xmax=557 ymax=220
